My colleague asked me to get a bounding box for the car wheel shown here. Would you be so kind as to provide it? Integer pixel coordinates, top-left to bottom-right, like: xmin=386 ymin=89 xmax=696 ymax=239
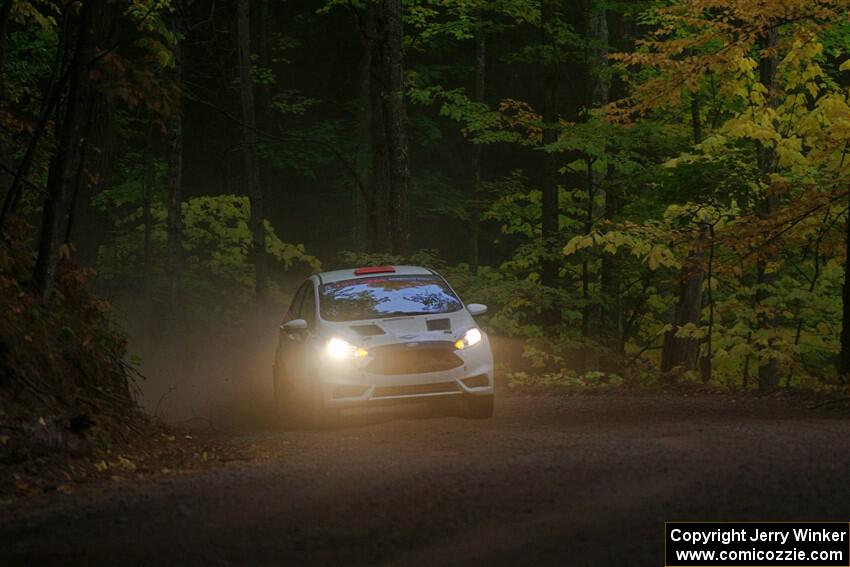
xmin=464 ymin=394 xmax=494 ymax=419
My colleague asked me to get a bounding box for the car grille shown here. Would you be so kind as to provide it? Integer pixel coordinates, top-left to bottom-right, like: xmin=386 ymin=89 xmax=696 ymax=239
xmin=373 ymin=381 xmax=460 ymax=398
xmin=366 ymin=341 xmax=463 ymax=375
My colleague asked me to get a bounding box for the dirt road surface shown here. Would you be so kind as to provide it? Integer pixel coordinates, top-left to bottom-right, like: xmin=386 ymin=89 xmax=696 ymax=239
xmin=3 ymin=391 xmax=850 ymax=566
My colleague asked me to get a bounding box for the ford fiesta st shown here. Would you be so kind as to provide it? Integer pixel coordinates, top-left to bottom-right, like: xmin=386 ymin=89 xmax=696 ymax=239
xmin=273 ymin=265 xmax=494 ymax=426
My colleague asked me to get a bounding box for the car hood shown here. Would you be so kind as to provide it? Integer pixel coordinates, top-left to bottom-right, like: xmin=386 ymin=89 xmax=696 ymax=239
xmin=320 ymin=310 xmax=477 ymax=349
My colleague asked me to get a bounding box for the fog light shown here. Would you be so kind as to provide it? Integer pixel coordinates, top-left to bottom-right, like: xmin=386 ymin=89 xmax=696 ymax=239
xmin=463 ymin=374 xmax=489 ymax=388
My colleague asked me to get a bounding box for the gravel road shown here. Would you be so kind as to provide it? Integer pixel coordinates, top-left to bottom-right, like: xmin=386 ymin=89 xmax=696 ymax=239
xmin=3 ymin=391 xmax=850 ymax=566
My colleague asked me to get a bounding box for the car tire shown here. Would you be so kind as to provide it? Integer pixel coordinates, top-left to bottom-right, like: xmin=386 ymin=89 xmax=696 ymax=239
xmin=464 ymin=394 xmax=494 ymax=419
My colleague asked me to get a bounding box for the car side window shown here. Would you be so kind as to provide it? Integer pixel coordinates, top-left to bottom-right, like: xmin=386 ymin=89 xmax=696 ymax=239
xmin=301 ymin=284 xmax=317 ymax=328
xmin=289 ymin=282 xmax=309 ymax=320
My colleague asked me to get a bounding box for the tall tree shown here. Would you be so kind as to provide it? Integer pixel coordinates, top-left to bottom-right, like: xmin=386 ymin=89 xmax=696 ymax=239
xmin=364 ymin=2 xmax=392 ymax=252
xmin=237 ymin=0 xmax=268 ymax=299
xmin=540 ymin=0 xmax=560 ymax=297
xmin=166 ymin=33 xmax=184 ymax=322
xmin=360 ymin=0 xmax=411 ymax=254
xmin=0 ymin=0 xmax=12 ymax=195
xmin=381 ymin=0 xmax=411 ymax=254
xmin=33 ymin=0 xmax=99 ymax=301
xmin=661 ymin=222 xmax=708 ymax=377
xmin=839 ymin=185 xmax=850 ymax=380
xmin=660 ymin=85 xmax=707 ymax=379
xmin=468 ymin=16 xmax=486 ymax=270
xmin=755 ymin=28 xmax=780 ymax=389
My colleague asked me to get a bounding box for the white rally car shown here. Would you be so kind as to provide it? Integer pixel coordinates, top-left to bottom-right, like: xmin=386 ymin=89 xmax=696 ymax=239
xmin=273 ymin=265 xmax=494 ymax=426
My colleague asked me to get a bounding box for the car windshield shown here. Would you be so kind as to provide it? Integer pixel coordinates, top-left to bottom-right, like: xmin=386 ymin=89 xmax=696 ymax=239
xmin=319 ymin=275 xmax=463 ymax=322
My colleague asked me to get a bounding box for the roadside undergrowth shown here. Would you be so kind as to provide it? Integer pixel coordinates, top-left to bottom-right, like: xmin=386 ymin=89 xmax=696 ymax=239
xmin=0 ymin=219 xmax=158 ymax=500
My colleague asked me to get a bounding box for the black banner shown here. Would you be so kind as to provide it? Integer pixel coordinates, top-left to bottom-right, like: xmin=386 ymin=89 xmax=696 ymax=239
xmin=665 ymin=522 xmax=850 ymax=567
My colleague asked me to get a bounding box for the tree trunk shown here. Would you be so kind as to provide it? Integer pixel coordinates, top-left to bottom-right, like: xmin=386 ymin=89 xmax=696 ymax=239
xmin=365 ymin=3 xmax=392 ymax=252
xmin=353 ymin=18 xmax=370 ymax=249
xmin=579 ymin=157 xmax=593 ymax=373
xmin=353 ymin=16 xmax=371 ymax=250
xmin=664 ymin=83 xmax=708 ymax=380
xmin=469 ymin=21 xmax=485 ymax=271
xmin=63 ymin=97 xmax=97 ymax=245
xmin=540 ymin=0 xmax=560 ymax=297
xmin=601 ymin=6 xmax=630 ymax=361
xmin=362 ymin=1 xmax=410 ymax=254
xmin=581 ymin=0 xmax=610 ymax=372
xmin=755 ymin=27 xmax=780 ymax=389
xmin=838 ymin=186 xmax=850 ymax=379
xmin=33 ymin=0 xmax=98 ymax=301
xmin=691 ymin=92 xmax=703 ymax=145
xmin=0 ymin=15 xmax=73 ymax=235
xmin=0 ymin=0 xmax=13 ymax=195
xmin=661 ymin=222 xmax=708 ymax=377
xmin=381 ymin=0 xmax=410 ymax=255
xmin=257 ymin=0 xmax=273 ymax=122
xmin=165 ymin=34 xmax=184 ymax=322
xmin=237 ymin=0 xmax=267 ymax=300
xmin=700 ymin=223 xmax=715 ymax=382
xmin=142 ymin=118 xmax=155 ymax=301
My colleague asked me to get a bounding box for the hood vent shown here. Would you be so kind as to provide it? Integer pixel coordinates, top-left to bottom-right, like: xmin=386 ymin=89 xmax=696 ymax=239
xmin=426 ymin=318 xmax=451 ymax=331
xmin=351 ymin=324 xmax=386 ymax=337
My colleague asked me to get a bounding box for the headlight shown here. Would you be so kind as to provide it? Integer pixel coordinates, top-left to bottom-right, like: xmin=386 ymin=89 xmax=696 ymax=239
xmin=454 ymin=328 xmax=483 ymax=350
xmin=326 ymin=337 xmax=368 ymax=359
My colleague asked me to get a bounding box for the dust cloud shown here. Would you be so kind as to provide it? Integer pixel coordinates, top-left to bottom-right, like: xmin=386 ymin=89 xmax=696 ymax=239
xmin=114 ymin=291 xmax=526 ymax=431
xmin=117 ymin=300 xmax=285 ymax=431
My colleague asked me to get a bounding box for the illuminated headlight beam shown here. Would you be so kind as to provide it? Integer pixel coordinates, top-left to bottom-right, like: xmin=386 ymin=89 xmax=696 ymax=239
xmin=454 ymin=328 xmax=483 ymax=350
xmin=326 ymin=337 xmax=368 ymax=359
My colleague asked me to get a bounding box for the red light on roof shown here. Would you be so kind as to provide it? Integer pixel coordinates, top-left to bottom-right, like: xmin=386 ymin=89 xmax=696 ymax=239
xmin=353 ymin=266 xmax=396 ymax=276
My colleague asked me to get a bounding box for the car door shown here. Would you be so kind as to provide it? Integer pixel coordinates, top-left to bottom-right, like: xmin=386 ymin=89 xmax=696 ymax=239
xmin=277 ymin=282 xmax=309 ymax=386
xmin=291 ymin=283 xmax=318 ymax=390
xmin=280 ymin=281 xmax=317 ymax=394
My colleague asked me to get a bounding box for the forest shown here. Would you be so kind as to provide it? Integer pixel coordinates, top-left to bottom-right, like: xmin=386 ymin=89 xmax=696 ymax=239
xmin=2 ymin=0 xmax=850 ymax=419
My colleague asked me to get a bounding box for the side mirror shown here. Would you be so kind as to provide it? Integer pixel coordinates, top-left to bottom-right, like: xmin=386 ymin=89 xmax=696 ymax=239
xmin=467 ymin=303 xmax=487 ymax=316
xmin=282 ymin=319 xmax=308 ymax=333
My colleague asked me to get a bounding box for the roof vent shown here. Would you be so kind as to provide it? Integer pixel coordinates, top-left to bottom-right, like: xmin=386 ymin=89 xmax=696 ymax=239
xmin=426 ymin=318 xmax=451 ymax=331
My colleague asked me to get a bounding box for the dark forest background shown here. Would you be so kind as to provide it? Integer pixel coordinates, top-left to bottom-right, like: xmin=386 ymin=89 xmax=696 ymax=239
xmin=2 ymin=0 xmax=850 ymax=419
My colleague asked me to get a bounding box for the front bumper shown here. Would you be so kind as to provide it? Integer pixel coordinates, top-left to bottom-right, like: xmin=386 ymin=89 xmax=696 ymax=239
xmin=316 ymin=340 xmax=494 ymax=408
